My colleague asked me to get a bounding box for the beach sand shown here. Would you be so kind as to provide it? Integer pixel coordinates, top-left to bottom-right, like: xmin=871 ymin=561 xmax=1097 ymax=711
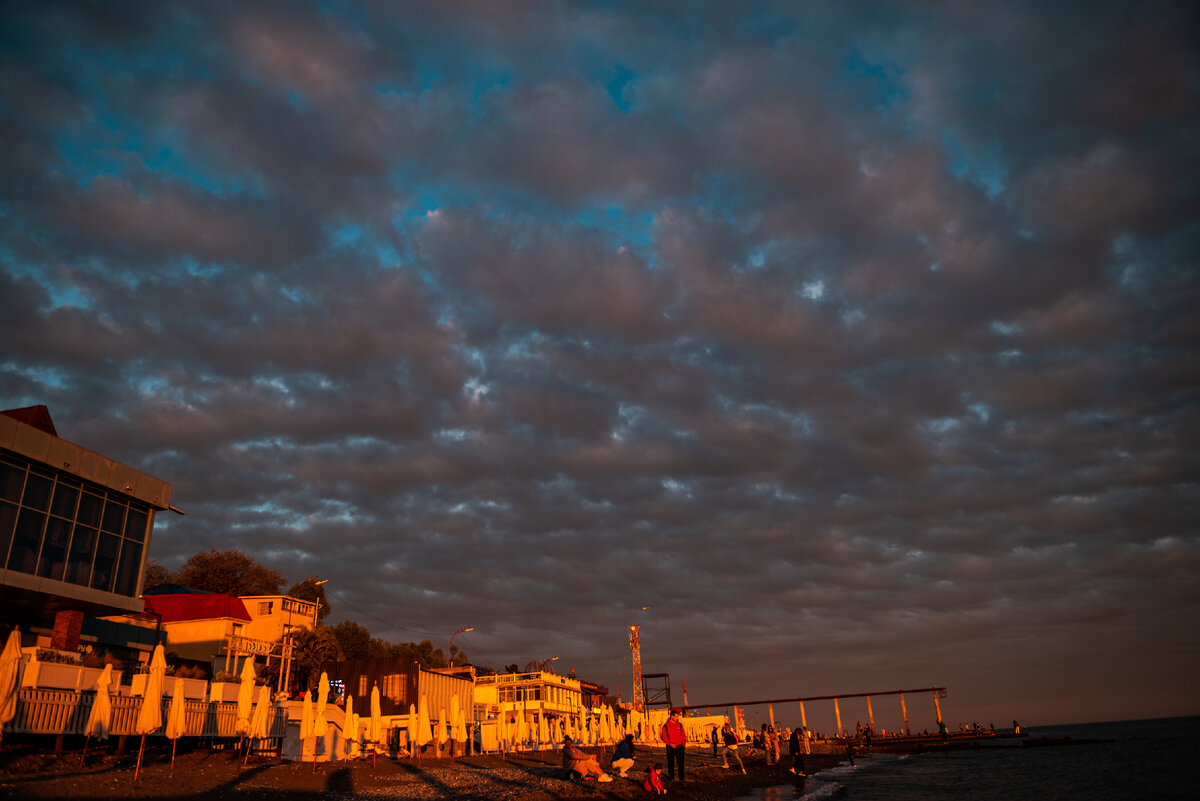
xmin=1 ymin=739 xmax=840 ymax=801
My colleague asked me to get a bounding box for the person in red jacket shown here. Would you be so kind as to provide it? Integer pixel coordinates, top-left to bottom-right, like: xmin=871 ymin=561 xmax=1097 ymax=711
xmin=660 ymin=707 xmax=687 ymax=782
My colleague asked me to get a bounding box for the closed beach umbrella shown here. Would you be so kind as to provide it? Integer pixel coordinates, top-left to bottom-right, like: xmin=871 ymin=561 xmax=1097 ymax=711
xmin=314 ymin=671 xmax=329 ymax=737
xmin=165 ymin=676 xmax=188 ymax=740
xmin=0 ymin=627 xmax=22 ymax=741
xmin=538 ymin=714 xmax=549 ymax=751
xmin=452 ymin=695 xmax=467 ymax=752
xmin=300 ymin=690 xmax=315 ymax=741
xmin=83 ymin=664 xmax=114 ymax=739
xmin=343 ymin=694 xmax=356 ymax=759
xmin=436 ymin=706 xmax=446 ymax=754
xmin=517 ymin=711 xmax=528 ymax=750
xmin=405 ymin=701 xmax=416 ymax=757
xmin=417 ymin=694 xmax=431 ymax=746
xmin=134 ymin=643 xmax=166 ymax=780
xmin=165 ymin=676 xmax=188 ymax=770
xmin=235 ymin=658 xmax=256 ymax=736
xmin=369 ymin=687 xmax=383 ymax=767
xmin=251 ymin=685 xmax=271 ymax=738
xmin=135 ymin=644 xmax=166 ymax=734
xmin=79 ymin=663 xmax=113 ymax=767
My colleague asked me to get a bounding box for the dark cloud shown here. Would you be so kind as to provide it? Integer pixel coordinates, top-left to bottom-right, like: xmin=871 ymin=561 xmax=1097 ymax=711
xmin=2 ymin=0 xmax=1198 ymax=727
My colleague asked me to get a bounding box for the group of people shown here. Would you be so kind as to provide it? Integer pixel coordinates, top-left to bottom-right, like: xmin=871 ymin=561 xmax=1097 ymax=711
xmin=563 ymin=707 xmax=808 ymax=793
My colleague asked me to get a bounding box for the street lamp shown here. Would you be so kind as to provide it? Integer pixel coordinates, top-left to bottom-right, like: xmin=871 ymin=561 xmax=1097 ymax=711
xmin=449 ymin=626 xmax=474 ymax=667
xmin=536 ymin=655 xmax=559 ymax=673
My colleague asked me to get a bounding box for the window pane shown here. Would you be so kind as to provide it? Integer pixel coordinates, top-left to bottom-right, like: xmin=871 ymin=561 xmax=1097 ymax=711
xmin=65 ymin=525 xmax=97 ymax=585
xmin=22 ymin=472 xmax=52 ymax=510
xmin=90 ymin=532 xmax=120 ymax=592
xmin=123 ymin=507 xmax=148 ymax=542
xmin=0 ymin=501 xmax=17 ymax=566
xmin=50 ymin=481 xmax=79 ymax=518
xmin=0 ymin=462 xmax=25 ymax=503
xmin=101 ymin=500 xmax=126 ymax=534
xmin=77 ymin=492 xmax=103 ymax=527
xmin=7 ymin=508 xmax=46 ymax=573
xmin=114 ymin=539 xmax=142 ymax=596
xmin=36 ymin=516 xmax=72 ymax=580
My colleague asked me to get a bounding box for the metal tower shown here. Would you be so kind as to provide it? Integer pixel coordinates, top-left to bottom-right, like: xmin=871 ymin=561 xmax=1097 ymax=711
xmin=629 ymin=625 xmax=644 ymax=710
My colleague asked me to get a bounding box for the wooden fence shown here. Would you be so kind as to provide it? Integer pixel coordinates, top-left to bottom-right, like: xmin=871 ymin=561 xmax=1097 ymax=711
xmin=3 ymin=688 xmax=288 ymax=740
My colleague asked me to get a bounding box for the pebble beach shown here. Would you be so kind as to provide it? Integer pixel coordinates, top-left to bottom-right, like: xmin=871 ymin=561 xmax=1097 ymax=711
xmin=1 ymin=740 xmax=841 ymax=801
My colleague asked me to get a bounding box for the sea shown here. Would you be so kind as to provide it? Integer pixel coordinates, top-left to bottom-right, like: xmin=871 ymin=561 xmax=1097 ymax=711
xmin=735 ymin=716 xmax=1197 ymax=801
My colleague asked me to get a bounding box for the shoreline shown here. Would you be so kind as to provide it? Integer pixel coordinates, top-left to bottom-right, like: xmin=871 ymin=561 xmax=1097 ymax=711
xmin=1 ymin=739 xmax=843 ymax=800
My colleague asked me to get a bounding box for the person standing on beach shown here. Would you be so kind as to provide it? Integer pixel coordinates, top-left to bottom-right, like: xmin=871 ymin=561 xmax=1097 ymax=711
xmin=721 ymin=722 xmax=746 ymax=773
xmin=661 ymin=708 xmax=687 ymax=782
xmin=788 ymin=726 xmax=806 ymax=776
xmin=711 ymin=725 xmax=719 ymax=757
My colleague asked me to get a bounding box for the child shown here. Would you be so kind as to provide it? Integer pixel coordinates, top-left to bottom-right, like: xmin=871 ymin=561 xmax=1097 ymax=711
xmin=644 ymin=762 xmax=666 ymax=794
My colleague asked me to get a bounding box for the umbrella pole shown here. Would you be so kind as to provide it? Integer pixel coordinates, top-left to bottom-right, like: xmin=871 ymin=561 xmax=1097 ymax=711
xmin=171 ymin=739 xmax=177 ymax=772
xmin=78 ymin=735 xmax=90 ymax=769
xmin=134 ymin=734 xmax=146 ymax=781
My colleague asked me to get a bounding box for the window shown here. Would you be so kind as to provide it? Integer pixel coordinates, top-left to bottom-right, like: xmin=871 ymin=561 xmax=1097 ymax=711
xmin=0 ymin=450 xmax=156 ymax=598
xmin=258 ymin=601 xmax=274 ymax=615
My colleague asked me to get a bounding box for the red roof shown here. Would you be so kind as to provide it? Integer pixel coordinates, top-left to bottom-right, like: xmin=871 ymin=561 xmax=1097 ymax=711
xmin=1 ymin=405 xmax=58 ymax=436
xmin=143 ymin=593 xmax=252 ymax=623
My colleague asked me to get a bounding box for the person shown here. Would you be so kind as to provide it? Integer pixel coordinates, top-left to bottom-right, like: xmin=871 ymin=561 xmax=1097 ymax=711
xmin=760 ymin=725 xmax=774 ymax=764
xmin=788 ymin=726 xmax=806 ymax=776
xmin=660 ymin=707 xmax=686 ymax=782
xmin=562 ymin=735 xmax=613 ymax=782
xmin=611 ymin=734 xmax=635 ymax=778
xmin=711 ymin=725 xmax=720 ymax=757
xmin=720 ymin=722 xmax=746 ymax=773
xmin=643 ymin=762 xmax=666 ymax=795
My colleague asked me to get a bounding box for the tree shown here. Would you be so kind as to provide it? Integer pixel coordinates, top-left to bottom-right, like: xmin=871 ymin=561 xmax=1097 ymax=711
xmin=329 ymin=620 xmax=389 ymax=660
xmin=142 ymin=559 xmax=172 ymax=591
xmin=283 ymin=625 xmax=339 ymax=693
xmin=388 ymin=639 xmax=447 ymax=669
xmin=174 ymin=549 xmax=285 ymax=595
xmin=288 ymin=577 xmax=331 ymax=621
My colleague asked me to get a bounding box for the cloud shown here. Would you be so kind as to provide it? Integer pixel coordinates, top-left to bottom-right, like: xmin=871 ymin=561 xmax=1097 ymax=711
xmin=2 ymin=0 xmax=1198 ymax=727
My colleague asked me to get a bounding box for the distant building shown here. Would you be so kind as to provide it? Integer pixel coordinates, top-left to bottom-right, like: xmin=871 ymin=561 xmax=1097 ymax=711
xmin=142 ymin=590 xmax=316 ymax=683
xmin=1 ymin=405 xmax=175 ymax=667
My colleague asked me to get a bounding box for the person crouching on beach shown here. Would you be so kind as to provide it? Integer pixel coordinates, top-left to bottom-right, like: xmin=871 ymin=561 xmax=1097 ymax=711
xmin=644 ymin=763 xmax=666 ymax=794
xmin=562 ymin=736 xmax=613 ymax=782
xmin=611 ymin=733 xmax=635 ymax=777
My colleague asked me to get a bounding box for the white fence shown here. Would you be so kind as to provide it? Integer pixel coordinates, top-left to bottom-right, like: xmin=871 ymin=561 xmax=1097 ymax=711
xmin=2 ymin=688 xmax=288 ymax=739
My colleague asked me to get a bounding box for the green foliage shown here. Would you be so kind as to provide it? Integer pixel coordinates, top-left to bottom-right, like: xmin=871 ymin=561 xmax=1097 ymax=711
xmin=174 ymin=549 xmax=286 ymax=595
xmin=212 ymin=670 xmax=238 ymax=683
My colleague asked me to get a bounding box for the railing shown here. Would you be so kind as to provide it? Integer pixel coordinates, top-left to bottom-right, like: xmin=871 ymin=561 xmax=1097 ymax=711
xmin=2 ymin=688 xmax=289 ymax=739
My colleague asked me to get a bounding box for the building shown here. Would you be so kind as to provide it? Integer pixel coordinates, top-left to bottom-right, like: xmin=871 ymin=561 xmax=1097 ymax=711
xmin=1 ymin=405 xmax=175 ymax=667
xmin=142 ymin=590 xmax=316 ymax=686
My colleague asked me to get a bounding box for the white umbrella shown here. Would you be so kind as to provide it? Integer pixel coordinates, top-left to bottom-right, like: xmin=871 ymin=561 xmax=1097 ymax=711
xmin=165 ymin=673 xmax=188 ymax=770
xmin=300 ymin=690 xmax=315 ymax=755
xmin=416 ymin=694 xmax=431 ymax=765
xmin=235 ymin=658 xmax=256 ymax=736
xmin=79 ymin=663 xmax=113 ymax=766
xmin=314 ymin=672 xmax=330 ymax=737
xmin=0 ymin=628 xmax=22 ymax=743
xmin=451 ymin=695 xmax=467 ymax=761
xmin=369 ymin=686 xmax=383 ymax=767
xmin=134 ymin=643 xmax=167 ymax=781
xmin=245 ymin=684 xmax=271 ymax=765
xmin=312 ymin=672 xmax=329 ymax=772
xmin=435 ymin=706 xmax=446 ymax=756
xmin=405 ymin=701 xmax=417 ymax=760
xmin=538 ymin=714 xmax=549 ymax=753
xmin=343 ymin=694 xmax=357 ymax=760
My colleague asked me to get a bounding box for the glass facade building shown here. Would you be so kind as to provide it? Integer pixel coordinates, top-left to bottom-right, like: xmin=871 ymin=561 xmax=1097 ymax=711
xmin=0 ymin=407 xmax=173 ymax=619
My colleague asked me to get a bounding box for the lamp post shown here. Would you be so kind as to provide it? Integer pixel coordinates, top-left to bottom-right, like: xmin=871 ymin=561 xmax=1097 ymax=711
xmin=537 ymin=655 xmax=559 ymax=673
xmin=449 ymin=626 xmax=474 ymax=667
xmin=305 ymin=577 xmax=328 ymax=630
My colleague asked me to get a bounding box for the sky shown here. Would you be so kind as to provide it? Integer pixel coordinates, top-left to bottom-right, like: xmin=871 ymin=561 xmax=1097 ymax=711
xmin=2 ymin=0 xmax=1198 ymax=730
